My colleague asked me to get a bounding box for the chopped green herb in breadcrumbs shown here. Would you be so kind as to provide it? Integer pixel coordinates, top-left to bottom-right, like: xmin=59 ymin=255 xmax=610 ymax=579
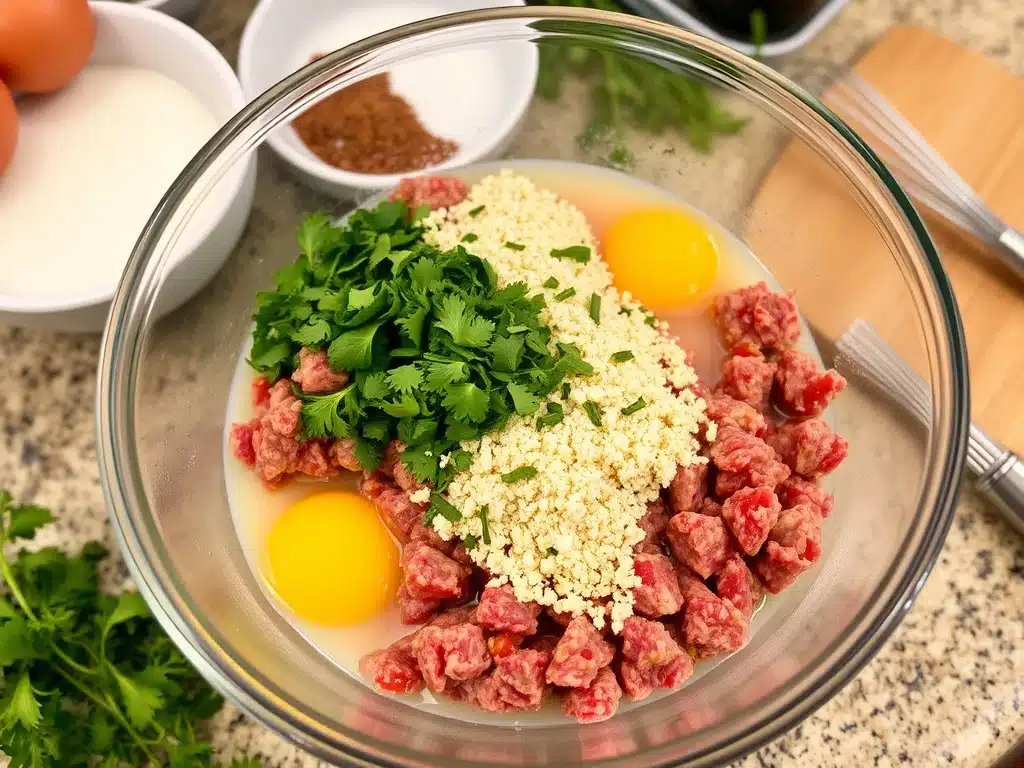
xmin=0 ymin=490 xmax=260 ymax=768
xmin=248 ymin=201 xmax=593 ymax=490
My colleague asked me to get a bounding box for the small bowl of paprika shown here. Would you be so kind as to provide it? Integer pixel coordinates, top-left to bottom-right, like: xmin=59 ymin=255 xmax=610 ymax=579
xmin=237 ymin=0 xmax=538 ymax=200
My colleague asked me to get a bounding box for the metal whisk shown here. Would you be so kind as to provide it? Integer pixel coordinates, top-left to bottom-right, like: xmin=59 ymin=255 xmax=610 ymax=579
xmin=827 ymin=73 xmax=1024 ymax=283
xmin=836 ymin=320 xmax=1024 ymax=536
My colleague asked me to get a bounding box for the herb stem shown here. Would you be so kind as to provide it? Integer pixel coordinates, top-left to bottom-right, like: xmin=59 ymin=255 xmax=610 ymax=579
xmin=57 ymin=666 xmax=159 ymax=760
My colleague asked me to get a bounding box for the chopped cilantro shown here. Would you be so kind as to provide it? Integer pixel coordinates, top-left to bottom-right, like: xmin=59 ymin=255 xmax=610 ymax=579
xmin=583 ymin=400 xmax=603 ymax=427
xmin=621 ymin=397 xmax=647 ymax=415
xmin=536 ymin=401 xmax=564 ymax=429
xmin=501 ymin=466 xmax=538 ymax=483
xmin=543 ymin=276 xmax=559 ymax=288
xmin=468 ymin=205 xmax=486 ymax=217
xmin=427 ymin=493 xmax=463 ymax=524
xmin=463 ymin=534 xmax=479 ymax=551
xmin=504 ymin=241 xmax=526 ymax=251
xmin=478 ymin=505 xmax=491 ymax=545
xmin=547 ymin=547 xmax=558 ymax=556
xmin=561 ymin=382 xmax=571 ymax=400
xmin=461 ymin=233 xmax=479 ymax=243
xmin=550 ymin=245 xmax=591 ymax=263
xmin=588 ymin=293 xmax=602 ymax=324
xmin=610 ymin=350 xmax=634 ymax=363
xmin=554 ymin=287 xmax=577 ymax=301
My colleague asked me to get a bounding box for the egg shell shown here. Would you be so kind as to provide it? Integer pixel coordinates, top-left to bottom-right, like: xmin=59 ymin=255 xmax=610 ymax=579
xmin=0 ymin=0 xmax=95 ymax=93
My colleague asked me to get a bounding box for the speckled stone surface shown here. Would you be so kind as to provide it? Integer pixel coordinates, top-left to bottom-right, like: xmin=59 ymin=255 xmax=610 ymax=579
xmin=1 ymin=0 xmax=1022 ymax=765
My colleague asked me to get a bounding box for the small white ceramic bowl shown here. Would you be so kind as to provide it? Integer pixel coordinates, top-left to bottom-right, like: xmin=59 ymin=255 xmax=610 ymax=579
xmin=0 ymin=2 xmax=255 ymax=332
xmin=237 ymin=0 xmax=538 ymax=200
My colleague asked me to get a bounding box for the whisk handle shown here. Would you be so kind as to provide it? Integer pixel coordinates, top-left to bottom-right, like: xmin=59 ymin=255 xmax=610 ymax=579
xmin=977 ymin=452 xmax=1024 ymax=536
xmin=997 ymin=227 xmax=1024 ymax=284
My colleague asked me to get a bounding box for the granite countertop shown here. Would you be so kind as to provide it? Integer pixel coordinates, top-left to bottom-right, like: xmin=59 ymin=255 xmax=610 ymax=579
xmin=1 ymin=0 xmax=1022 ymax=765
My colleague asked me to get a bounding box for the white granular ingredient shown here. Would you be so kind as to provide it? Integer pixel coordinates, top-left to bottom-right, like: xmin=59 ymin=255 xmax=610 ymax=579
xmin=424 ymin=171 xmax=708 ymax=633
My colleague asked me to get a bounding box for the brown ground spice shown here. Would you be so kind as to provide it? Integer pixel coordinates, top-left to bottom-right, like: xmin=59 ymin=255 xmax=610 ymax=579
xmin=292 ymin=72 xmax=459 ymax=175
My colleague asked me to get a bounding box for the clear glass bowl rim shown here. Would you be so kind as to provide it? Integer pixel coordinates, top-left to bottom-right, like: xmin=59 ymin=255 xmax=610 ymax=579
xmin=96 ymin=7 xmax=970 ymax=767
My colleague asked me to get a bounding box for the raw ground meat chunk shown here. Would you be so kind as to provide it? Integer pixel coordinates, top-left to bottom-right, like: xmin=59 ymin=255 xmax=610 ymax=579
xmin=637 ymin=498 xmax=670 ymax=554
xmin=251 ymin=376 xmax=272 ymax=409
xmin=487 ymin=633 xmax=524 ymax=660
xmin=402 ymin=542 xmax=470 ymax=601
xmin=451 ymin=542 xmax=475 ymax=568
xmin=360 ymin=643 xmax=425 ymax=695
xmin=721 ymin=486 xmax=781 ymax=556
xmin=390 ymin=176 xmax=469 ymax=210
xmin=562 ymin=668 xmax=622 ymax=724
xmin=698 ymin=498 xmax=724 ymax=517
xmin=619 ymin=617 xmax=693 ymax=701
xmin=712 ymin=282 xmax=800 ymax=351
xmin=328 ymin=438 xmax=361 ymax=472
xmin=708 ymin=426 xmax=790 ymax=492
xmin=413 ymin=624 xmax=491 ymax=693
xmin=672 ymin=561 xmax=715 ymax=602
xmin=230 ymin=379 xmax=306 ymax=484
xmin=753 ymin=503 xmax=823 ymax=593
xmin=492 ymin=648 xmax=552 ymax=711
xmin=777 ymin=476 xmax=834 ymax=519
xmin=666 ymin=511 xmax=732 ymax=579
xmin=717 ymin=345 xmax=776 ymax=411
xmin=768 ymin=419 xmax=848 ymax=479
xmin=409 ymin=521 xmax=456 ymax=556
xmin=682 ymin=592 xmax=748 ymax=659
xmin=667 ymin=462 xmax=709 ymax=514
xmin=773 ymin=349 xmax=847 ymax=418
xmin=703 ymin=393 xmax=767 ymax=438
xmin=632 ymin=553 xmax=684 ymax=618
xmin=546 ymin=617 xmax=616 ymax=688
xmin=398 ymin=585 xmax=441 ymax=625
xmin=715 ymin=555 xmax=756 ymax=618
xmin=293 ymin=439 xmax=337 ymax=478
xmin=360 ymin=473 xmax=425 ymax=542
xmin=476 ymin=584 xmax=542 ymax=636
xmin=431 ymin=605 xmax=479 ymax=629
xmin=291 ymin=347 xmax=349 ymax=394
xmin=230 ymin=420 xmax=258 ymax=466
xmin=385 ymin=440 xmax=429 ymax=494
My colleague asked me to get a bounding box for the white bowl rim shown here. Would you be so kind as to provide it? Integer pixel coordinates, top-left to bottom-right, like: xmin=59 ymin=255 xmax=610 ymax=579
xmin=0 ymin=0 xmax=247 ymax=315
xmin=236 ymin=0 xmax=538 ymax=193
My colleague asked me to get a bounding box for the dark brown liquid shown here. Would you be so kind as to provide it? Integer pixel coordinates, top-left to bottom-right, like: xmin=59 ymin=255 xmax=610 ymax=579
xmin=689 ymin=0 xmax=827 ymax=38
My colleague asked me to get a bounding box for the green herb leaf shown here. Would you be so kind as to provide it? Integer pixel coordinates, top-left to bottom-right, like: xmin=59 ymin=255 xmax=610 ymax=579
xmin=354 ymin=437 xmax=384 ymax=471
xmin=583 ymin=400 xmax=603 ymax=427
xmin=477 ymin=505 xmax=491 ymax=545
xmin=6 ymin=504 xmax=53 ymax=541
xmin=554 ymin=287 xmax=577 ymax=301
xmin=291 ymin=318 xmax=332 ymax=346
xmin=461 ymin=233 xmax=479 ymax=243
xmin=114 ymin=670 xmax=164 ymax=729
xmin=463 ymin=534 xmax=479 ymax=551
xmin=423 ymin=361 xmax=469 ymax=391
xmin=468 ymin=205 xmax=486 ymax=217
xmin=621 ymin=397 xmax=646 ymax=415
xmin=297 ymin=212 xmax=334 ymax=263
xmin=610 ymin=350 xmax=634 ymax=363
xmin=543 ymin=276 xmax=559 ymax=289
xmin=550 ymin=245 xmax=591 ymax=263
xmin=103 ymin=592 xmax=150 ymax=638
xmin=507 ymin=383 xmax=540 ymax=415
xmin=443 ymin=383 xmax=490 ymax=423
xmin=501 ymin=466 xmax=538 ymax=483
xmin=427 ymin=493 xmax=462 ymax=524
xmin=436 ymin=295 xmax=495 ymax=348
xmin=387 ymin=365 xmax=423 ymax=394
xmin=504 ymin=241 xmax=526 ymax=251
xmin=536 ymin=401 xmax=564 ymax=429
xmin=490 ymin=335 xmax=525 ymax=373
xmin=327 ymin=321 xmax=383 ymax=371
xmin=588 ymin=293 xmax=602 ymax=324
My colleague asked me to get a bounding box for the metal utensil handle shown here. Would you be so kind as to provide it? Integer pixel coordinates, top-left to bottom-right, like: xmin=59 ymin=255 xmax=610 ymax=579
xmin=997 ymin=227 xmax=1024 ymax=284
xmin=976 ymin=453 xmax=1024 ymax=536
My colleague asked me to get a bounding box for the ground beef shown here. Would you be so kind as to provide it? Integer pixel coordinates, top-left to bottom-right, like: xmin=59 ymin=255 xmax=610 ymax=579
xmin=402 ymin=542 xmax=470 ymax=601
xmin=492 ymin=648 xmax=551 ymax=711
xmin=712 ymin=282 xmax=800 ymax=351
xmin=383 ymin=439 xmax=429 ymax=494
xmin=619 ymin=616 xmax=693 ymax=700
xmin=476 ymin=584 xmax=542 ymax=636
xmin=708 ymin=425 xmax=791 ymax=495
xmin=721 ymin=485 xmax=781 ymax=556
xmin=777 ymin=476 xmax=834 ymax=519
xmin=293 ymin=439 xmax=337 ymax=478
xmin=698 ymin=498 xmax=724 ymax=517
xmin=546 ymin=617 xmax=615 ymax=689
xmin=631 ymin=553 xmax=684 ymax=618
xmin=291 ymin=347 xmax=350 ymax=394
xmin=360 ymin=473 xmax=425 ymax=542
xmin=715 ymin=555 xmax=755 ymax=618
xmin=431 ymin=605 xmax=479 ymax=629
xmin=753 ymin=503 xmax=823 ymax=593
xmin=768 ymin=419 xmax=848 ymax=479
xmin=667 ymin=462 xmax=709 ymax=515
xmin=717 ymin=344 xmax=776 ymax=411
xmin=562 ymin=668 xmax=622 ymax=724
xmin=773 ymin=349 xmax=847 ymax=418
xmin=703 ymin=393 xmax=767 ymax=438
xmin=413 ymin=623 xmax=491 ymax=693
xmin=328 ymin=438 xmax=361 ymax=472
xmin=230 ymin=420 xmax=258 ymax=466
xmin=673 ymin=560 xmax=715 ymax=602
xmin=666 ymin=511 xmax=733 ymax=579
xmin=487 ymin=633 xmax=524 ymax=660
xmin=390 ymin=176 xmax=469 ymax=210
xmin=398 ymin=585 xmax=441 ymax=625
xmin=636 ymin=498 xmax=670 ymax=554
xmin=360 ymin=643 xmax=424 ymax=695
xmin=682 ymin=592 xmax=747 ymax=659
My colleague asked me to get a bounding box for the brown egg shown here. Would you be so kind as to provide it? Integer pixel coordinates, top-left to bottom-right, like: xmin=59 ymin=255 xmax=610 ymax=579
xmin=0 ymin=0 xmax=95 ymax=94
xmin=0 ymin=80 xmax=16 ymax=175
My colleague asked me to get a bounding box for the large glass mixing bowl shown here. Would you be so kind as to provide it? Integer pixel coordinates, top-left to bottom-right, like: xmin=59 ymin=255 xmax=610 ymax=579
xmin=96 ymin=7 xmax=969 ymax=767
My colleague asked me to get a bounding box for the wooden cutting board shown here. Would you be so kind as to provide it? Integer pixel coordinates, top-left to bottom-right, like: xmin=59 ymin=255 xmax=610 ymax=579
xmin=747 ymin=25 xmax=1024 ymax=454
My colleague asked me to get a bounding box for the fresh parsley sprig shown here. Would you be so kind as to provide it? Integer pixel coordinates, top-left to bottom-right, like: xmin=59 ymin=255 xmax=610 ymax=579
xmin=249 ymin=202 xmax=594 ymax=489
xmin=0 ymin=490 xmax=258 ymax=768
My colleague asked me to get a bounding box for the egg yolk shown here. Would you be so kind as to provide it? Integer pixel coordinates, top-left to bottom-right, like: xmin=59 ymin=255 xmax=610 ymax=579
xmin=264 ymin=491 xmax=400 ymax=626
xmin=602 ymin=207 xmax=718 ymax=310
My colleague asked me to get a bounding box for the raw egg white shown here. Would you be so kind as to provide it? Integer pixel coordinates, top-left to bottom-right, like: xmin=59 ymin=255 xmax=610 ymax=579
xmin=263 ymin=491 xmax=400 ymax=627
xmin=603 ymin=207 xmax=719 ymax=311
